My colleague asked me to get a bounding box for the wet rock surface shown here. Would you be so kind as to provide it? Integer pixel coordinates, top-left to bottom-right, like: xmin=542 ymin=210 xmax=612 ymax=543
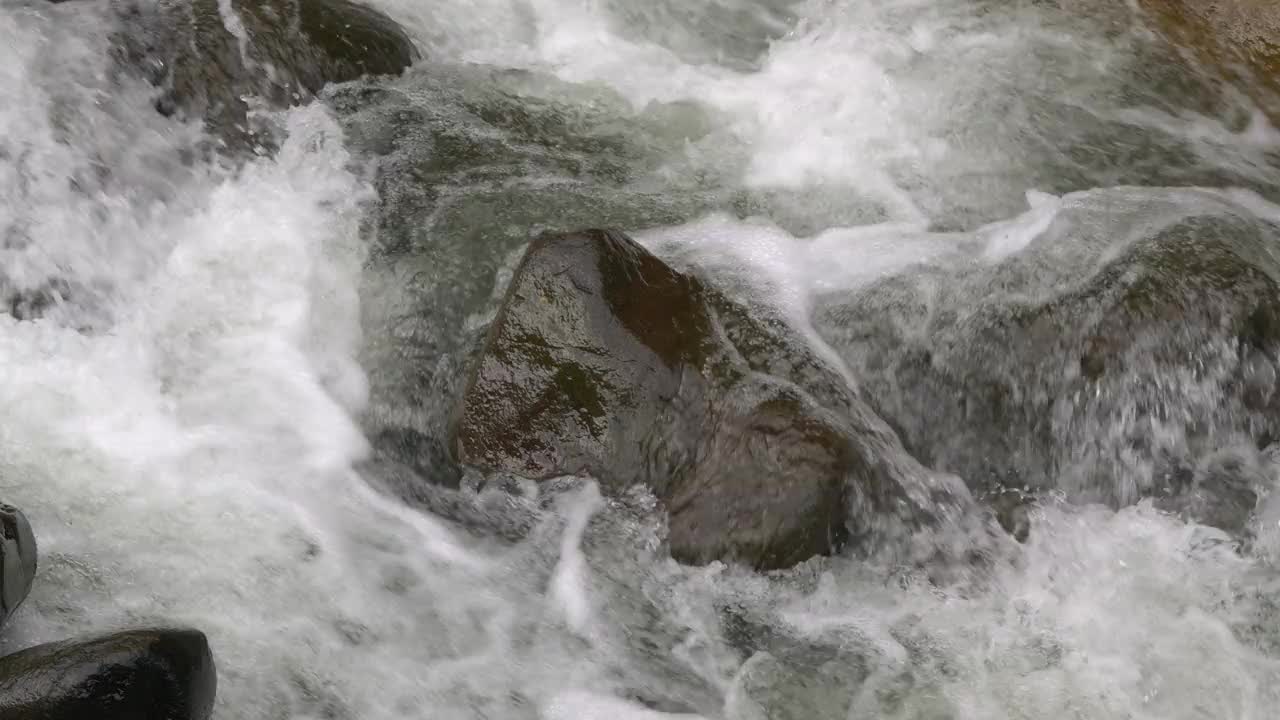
xmin=815 ymin=188 xmax=1280 ymax=534
xmin=0 ymin=504 xmax=35 ymax=629
xmin=112 ymin=0 xmax=419 ymax=149
xmin=451 ymin=228 xmax=973 ymax=569
xmin=1139 ymin=0 xmax=1280 ymax=124
xmin=0 ymin=628 xmax=217 ymax=720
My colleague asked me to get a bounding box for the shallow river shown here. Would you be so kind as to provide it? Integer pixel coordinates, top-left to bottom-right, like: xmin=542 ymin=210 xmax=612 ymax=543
xmin=4 ymin=0 xmax=1280 ymax=718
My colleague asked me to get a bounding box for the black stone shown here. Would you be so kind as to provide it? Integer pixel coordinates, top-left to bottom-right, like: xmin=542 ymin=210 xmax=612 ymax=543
xmin=0 ymin=505 xmax=35 ymax=629
xmin=451 ymin=229 xmax=973 ymax=570
xmin=0 ymin=628 xmax=217 ymax=720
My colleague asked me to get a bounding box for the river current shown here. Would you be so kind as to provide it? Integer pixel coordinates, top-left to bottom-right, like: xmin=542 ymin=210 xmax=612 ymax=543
xmin=4 ymin=0 xmax=1280 ymax=718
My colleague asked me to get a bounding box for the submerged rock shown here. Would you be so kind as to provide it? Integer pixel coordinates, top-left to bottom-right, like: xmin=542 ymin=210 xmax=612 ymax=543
xmin=0 ymin=628 xmax=216 ymax=720
xmin=816 ymin=188 xmax=1280 ymax=532
xmin=451 ymin=229 xmax=972 ymax=569
xmin=2 ymin=278 xmax=72 ymax=323
xmin=113 ymin=0 xmax=419 ymax=149
xmin=0 ymin=504 xmax=35 ymax=629
xmin=1153 ymin=446 xmax=1266 ymax=539
xmin=721 ymin=607 xmax=872 ymax=720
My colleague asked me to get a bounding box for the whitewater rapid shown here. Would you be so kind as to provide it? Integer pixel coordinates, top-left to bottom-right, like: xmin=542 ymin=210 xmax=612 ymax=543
xmin=4 ymin=0 xmax=1280 ymax=718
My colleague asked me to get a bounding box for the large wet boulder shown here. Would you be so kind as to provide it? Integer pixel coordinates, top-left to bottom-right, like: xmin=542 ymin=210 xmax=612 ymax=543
xmin=1139 ymin=0 xmax=1280 ymax=124
xmin=0 ymin=628 xmax=216 ymax=720
xmin=451 ymin=229 xmax=972 ymax=569
xmin=815 ymin=188 xmax=1280 ymax=533
xmin=331 ymin=68 xmax=721 ymax=494
xmin=113 ymin=0 xmax=419 ymax=149
xmin=0 ymin=504 xmax=35 ymax=629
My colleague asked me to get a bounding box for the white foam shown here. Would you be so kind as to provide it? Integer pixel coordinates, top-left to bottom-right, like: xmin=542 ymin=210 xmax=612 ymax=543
xmin=543 ymin=690 xmax=708 ymax=720
xmin=550 ymin=482 xmax=604 ymax=637
xmin=364 ymin=0 xmax=1152 ymax=224
xmin=749 ymin=501 xmax=1276 ymax=719
xmin=980 ymin=190 xmax=1064 ymax=261
xmin=636 ymin=193 xmax=1070 ymax=386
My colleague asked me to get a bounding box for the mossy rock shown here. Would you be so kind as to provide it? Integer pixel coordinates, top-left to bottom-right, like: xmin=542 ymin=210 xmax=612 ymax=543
xmin=450 ymin=229 xmax=972 ymax=570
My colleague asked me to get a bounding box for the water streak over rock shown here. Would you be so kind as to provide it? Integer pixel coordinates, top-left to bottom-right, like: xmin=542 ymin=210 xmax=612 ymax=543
xmin=817 ymin=188 xmax=1280 ymax=535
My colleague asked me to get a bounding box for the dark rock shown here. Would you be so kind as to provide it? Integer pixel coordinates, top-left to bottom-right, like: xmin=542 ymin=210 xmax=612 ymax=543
xmin=112 ymin=0 xmax=419 ymax=149
xmin=451 ymin=229 xmax=973 ymax=570
xmin=451 ymin=228 xmax=712 ymax=485
xmin=815 ymin=188 xmax=1280 ymax=527
xmin=0 ymin=628 xmax=216 ymax=720
xmin=664 ymin=386 xmax=852 ymax=567
xmin=234 ymin=0 xmax=421 ymax=98
xmin=0 ymin=505 xmax=35 ymax=628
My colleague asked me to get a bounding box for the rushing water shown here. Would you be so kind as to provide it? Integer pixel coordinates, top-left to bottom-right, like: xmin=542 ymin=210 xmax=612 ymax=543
xmin=5 ymin=0 xmax=1280 ymax=718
